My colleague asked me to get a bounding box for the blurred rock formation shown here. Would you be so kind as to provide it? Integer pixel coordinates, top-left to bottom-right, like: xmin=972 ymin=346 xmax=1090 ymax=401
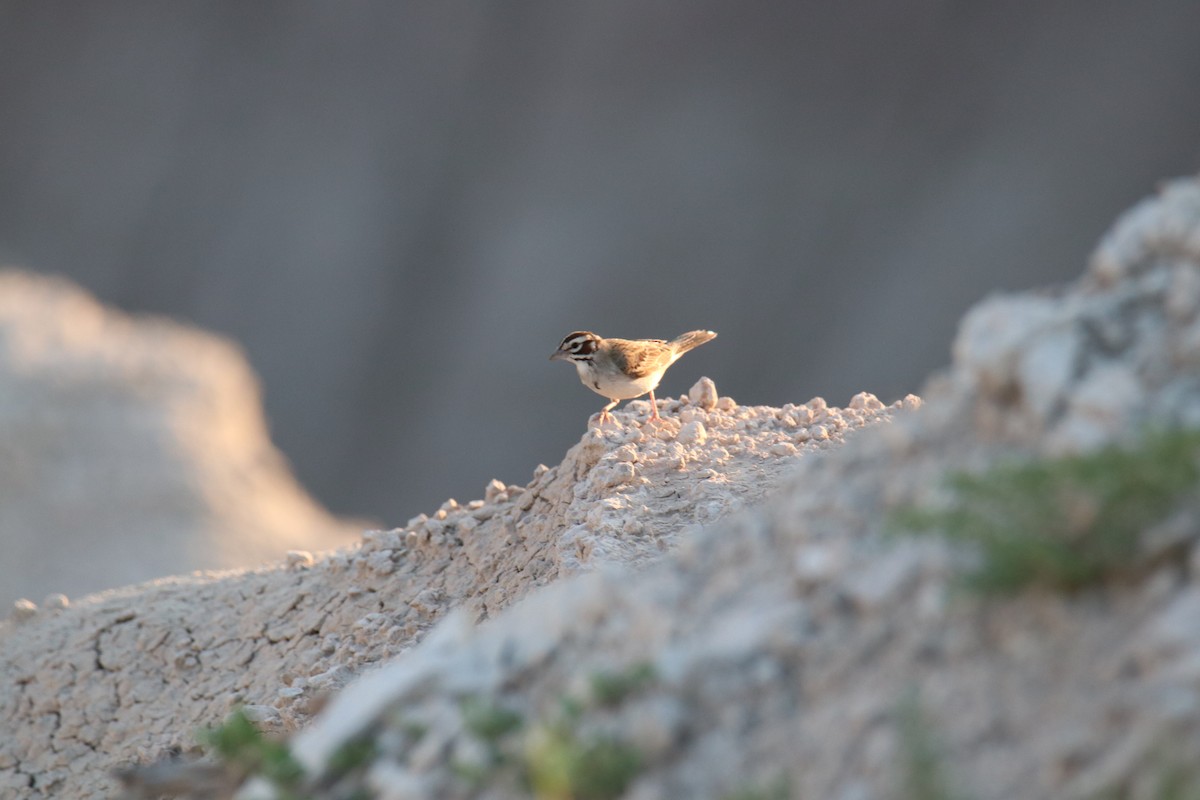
xmin=0 ymin=270 xmax=357 ymax=605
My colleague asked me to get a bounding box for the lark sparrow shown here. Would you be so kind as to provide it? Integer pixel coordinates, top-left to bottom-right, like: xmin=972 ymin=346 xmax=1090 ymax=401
xmin=550 ymin=330 xmax=717 ymax=423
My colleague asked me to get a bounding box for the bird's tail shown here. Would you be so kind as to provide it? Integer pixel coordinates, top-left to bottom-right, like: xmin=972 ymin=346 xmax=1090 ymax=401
xmin=670 ymin=329 xmax=717 ymax=354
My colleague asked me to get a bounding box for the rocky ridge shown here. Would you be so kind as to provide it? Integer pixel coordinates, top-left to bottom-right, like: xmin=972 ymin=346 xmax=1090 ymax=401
xmin=0 ymin=370 xmax=907 ymax=798
xmin=238 ymin=175 xmax=1200 ymax=800
xmin=7 ymin=175 xmax=1200 ymax=800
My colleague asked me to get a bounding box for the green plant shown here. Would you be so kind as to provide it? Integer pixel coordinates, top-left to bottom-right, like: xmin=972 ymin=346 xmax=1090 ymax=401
xmin=894 ymin=429 xmax=1200 ymax=592
xmin=720 ymin=774 xmax=790 ymax=800
xmin=198 ymin=707 xmax=305 ymax=796
xmin=461 ymin=696 xmax=525 ymax=743
xmin=589 ymin=662 xmax=657 ymax=707
xmin=896 ymin=693 xmax=962 ymax=800
xmin=324 ymin=735 xmax=377 ymax=778
xmin=524 ymin=722 xmax=643 ymax=800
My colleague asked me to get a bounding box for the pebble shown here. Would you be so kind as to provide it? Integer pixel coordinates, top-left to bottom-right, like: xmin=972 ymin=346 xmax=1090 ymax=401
xmin=42 ymin=593 xmax=69 ymax=610
xmin=368 ymin=551 xmax=397 ymax=575
xmin=11 ymin=598 xmax=37 ymax=620
xmin=678 ymin=421 xmax=708 ymax=445
xmin=688 ymin=376 xmax=719 ymax=409
xmin=286 ymin=550 xmax=315 ymax=568
xmin=793 ymin=544 xmax=840 ymax=587
xmin=484 ymin=479 xmax=507 ymax=503
xmin=848 ymin=392 xmax=883 ymax=411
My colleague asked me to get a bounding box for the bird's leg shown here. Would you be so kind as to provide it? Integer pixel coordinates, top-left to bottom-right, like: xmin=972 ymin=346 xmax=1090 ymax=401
xmin=597 ymin=398 xmax=619 ymax=425
xmin=647 ymin=390 xmax=661 ymax=421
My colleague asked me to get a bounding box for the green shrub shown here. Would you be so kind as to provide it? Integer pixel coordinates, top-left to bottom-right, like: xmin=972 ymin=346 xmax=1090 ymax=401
xmin=198 ymin=707 xmax=305 ymax=796
xmin=894 ymin=429 xmax=1200 ymax=592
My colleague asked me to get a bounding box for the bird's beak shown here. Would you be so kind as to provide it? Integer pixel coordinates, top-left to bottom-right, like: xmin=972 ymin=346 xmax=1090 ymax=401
xmin=549 ymin=350 xmax=567 ymax=362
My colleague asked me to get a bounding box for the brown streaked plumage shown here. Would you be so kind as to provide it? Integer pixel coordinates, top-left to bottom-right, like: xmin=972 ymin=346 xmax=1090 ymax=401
xmin=549 ymin=330 xmax=717 ymax=424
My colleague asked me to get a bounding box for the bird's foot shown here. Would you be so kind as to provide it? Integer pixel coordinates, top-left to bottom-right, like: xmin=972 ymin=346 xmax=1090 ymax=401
xmin=644 ymin=391 xmax=663 ymax=424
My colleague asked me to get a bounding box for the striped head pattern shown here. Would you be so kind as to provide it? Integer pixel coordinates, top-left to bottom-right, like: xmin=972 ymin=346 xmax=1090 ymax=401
xmin=549 ymin=331 xmax=601 ymax=362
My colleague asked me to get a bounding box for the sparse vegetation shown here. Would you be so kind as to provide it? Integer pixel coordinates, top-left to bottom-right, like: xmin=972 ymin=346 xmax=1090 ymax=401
xmin=720 ymin=774 xmax=791 ymax=800
xmin=894 ymin=429 xmax=1200 ymax=593
xmin=896 ymin=693 xmax=961 ymax=800
xmin=589 ymin=662 xmax=657 ymax=707
xmin=198 ymin=707 xmax=305 ymax=797
xmin=461 ymin=696 xmax=525 ymax=743
xmin=524 ymin=721 xmax=643 ymax=800
xmin=447 ymin=669 xmax=651 ymax=799
xmin=324 ymin=735 xmax=377 ymax=779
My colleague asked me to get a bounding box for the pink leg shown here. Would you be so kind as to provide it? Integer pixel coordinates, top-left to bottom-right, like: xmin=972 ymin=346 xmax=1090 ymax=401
xmin=648 ymin=389 xmax=661 ymax=421
xmin=597 ymin=398 xmax=619 ymax=425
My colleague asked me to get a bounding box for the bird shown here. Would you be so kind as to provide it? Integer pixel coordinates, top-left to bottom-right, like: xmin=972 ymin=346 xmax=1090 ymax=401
xmin=549 ymin=330 xmax=717 ymax=424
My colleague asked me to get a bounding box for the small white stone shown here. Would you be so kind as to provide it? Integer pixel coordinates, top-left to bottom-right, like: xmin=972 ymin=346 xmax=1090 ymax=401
xmin=794 ymin=544 xmax=840 ymax=586
xmin=604 ymin=462 xmax=636 ymax=486
xmin=368 ymin=551 xmax=397 ymax=575
xmin=849 ymin=392 xmax=883 ymax=411
xmin=484 ymin=479 xmax=507 ymax=503
xmin=42 ymin=593 xmax=69 ymax=610
xmin=614 ymin=444 xmax=638 ymax=463
xmin=810 ymin=425 xmax=829 ymax=441
xmin=286 ymin=550 xmax=315 ymax=568
xmin=770 ymin=441 xmax=796 ymax=456
xmin=688 ymin=376 xmax=719 ymax=409
xmin=12 ymin=598 xmax=37 ymax=620
xmin=677 ymin=420 xmax=708 ymax=445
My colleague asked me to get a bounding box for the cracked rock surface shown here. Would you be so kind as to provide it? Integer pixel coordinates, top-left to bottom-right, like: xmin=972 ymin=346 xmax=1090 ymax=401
xmin=0 ymin=358 xmax=904 ymax=797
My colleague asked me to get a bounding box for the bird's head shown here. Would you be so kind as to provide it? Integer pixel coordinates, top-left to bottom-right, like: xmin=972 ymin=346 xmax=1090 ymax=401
xmin=549 ymin=331 xmax=601 ymax=363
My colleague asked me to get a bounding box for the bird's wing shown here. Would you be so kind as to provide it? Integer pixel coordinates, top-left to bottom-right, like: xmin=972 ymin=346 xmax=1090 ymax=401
xmin=610 ymin=338 xmax=672 ymax=379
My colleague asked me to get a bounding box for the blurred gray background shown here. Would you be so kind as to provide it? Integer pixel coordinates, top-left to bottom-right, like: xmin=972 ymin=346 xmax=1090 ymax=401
xmin=1 ymin=1 xmax=1198 ymax=528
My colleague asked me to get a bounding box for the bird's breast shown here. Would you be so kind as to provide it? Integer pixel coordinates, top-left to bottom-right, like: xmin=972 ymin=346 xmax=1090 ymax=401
xmin=574 ymin=361 xmax=662 ymax=399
